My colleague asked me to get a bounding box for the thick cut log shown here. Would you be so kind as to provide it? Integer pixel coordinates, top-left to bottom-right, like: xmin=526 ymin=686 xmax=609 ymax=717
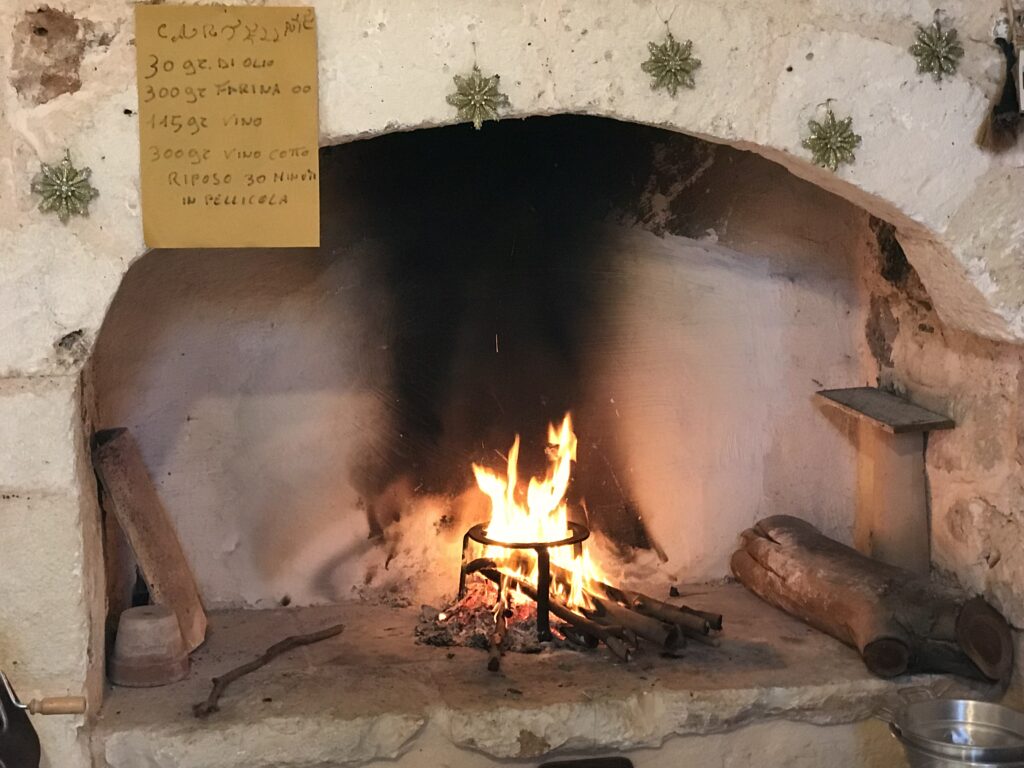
xmin=731 ymin=515 xmax=1013 ymax=681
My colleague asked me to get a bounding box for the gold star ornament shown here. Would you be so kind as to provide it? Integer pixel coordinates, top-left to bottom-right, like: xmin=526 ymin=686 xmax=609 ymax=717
xmin=641 ymin=33 xmax=701 ymax=96
xmin=447 ymin=65 xmax=510 ymax=130
xmin=909 ymin=17 xmax=964 ymax=81
xmin=31 ymin=150 xmax=99 ymax=223
xmin=801 ymin=107 xmax=862 ymax=171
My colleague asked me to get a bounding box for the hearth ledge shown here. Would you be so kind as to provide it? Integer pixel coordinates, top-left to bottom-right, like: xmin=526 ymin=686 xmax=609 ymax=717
xmin=94 ymin=587 xmax=993 ymax=767
xmin=441 ymin=676 xmax=964 ymax=759
xmin=101 ymin=712 xmax=426 ymax=768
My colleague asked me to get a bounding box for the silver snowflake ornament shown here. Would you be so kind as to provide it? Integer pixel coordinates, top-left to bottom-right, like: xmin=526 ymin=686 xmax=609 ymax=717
xmin=31 ymin=150 xmax=98 ymax=223
xmin=910 ymin=18 xmax=964 ymax=81
xmin=641 ymin=33 xmax=701 ymax=96
xmin=801 ymin=107 xmax=862 ymax=171
xmin=447 ymin=65 xmax=510 ymax=130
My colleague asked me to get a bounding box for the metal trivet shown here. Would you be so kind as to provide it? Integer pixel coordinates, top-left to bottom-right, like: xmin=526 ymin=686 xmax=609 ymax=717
xmin=458 ymin=521 xmax=590 ymax=641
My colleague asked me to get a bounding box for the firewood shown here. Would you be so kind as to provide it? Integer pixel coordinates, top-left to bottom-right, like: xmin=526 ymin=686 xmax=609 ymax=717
xmin=469 ymin=558 xmax=720 ymax=655
xmin=621 ymin=593 xmax=709 ymax=636
xmin=678 ymin=606 xmax=723 ymax=632
xmin=731 ymin=515 xmax=1013 ymax=681
xmin=543 ymin=561 xmax=723 ymax=638
xmin=584 ymin=595 xmax=682 ymax=650
xmin=479 ymin=569 xmax=632 ymax=661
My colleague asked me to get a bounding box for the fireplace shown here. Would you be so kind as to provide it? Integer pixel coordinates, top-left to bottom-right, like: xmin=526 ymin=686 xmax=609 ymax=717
xmin=84 ymin=116 xmax=990 ymax=765
xmin=89 ymin=117 xmax=870 ymax=608
xmin=3 ymin=2 xmax=1024 ymax=767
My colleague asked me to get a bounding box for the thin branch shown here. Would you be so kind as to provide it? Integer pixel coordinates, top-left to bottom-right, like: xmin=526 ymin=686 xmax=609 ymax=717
xmin=193 ymin=623 xmax=346 ymax=718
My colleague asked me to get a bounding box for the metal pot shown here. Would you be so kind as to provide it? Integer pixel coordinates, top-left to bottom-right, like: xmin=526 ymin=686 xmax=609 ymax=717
xmin=882 ymin=698 xmax=1024 ymax=767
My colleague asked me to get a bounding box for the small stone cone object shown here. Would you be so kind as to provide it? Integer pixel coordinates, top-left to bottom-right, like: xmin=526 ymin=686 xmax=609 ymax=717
xmin=109 ymin=605 xmax=189 ymax=687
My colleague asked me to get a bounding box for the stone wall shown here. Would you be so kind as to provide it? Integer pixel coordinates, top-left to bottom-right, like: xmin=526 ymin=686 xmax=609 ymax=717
xmin=1 ymin=1 xmax=1022 ymax=765
xmin=862 ymin=226 xmax=1024 ymax=631
xmin=0 ymin=376 xmax=104 ymax=767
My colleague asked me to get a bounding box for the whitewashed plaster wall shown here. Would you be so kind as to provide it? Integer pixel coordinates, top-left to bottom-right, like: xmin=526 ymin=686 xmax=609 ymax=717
xmin=2 ymin=1 xmax=1024 ymax=766
xmin=580 ymin=149 xmax=872 ymax=581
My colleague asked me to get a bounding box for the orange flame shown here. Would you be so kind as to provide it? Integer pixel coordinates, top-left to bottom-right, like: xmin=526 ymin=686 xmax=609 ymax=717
xmin=471 ymin=413 xmax=599 ymax=610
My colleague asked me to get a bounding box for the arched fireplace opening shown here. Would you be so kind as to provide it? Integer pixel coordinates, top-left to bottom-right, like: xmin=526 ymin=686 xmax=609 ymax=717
xmin=92 ymin=115 xmax=873 ymax=614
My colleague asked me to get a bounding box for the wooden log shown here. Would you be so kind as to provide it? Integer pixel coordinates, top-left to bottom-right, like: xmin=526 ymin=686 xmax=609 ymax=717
xmin=93 ymin=428 xmax=207 ymax=652
xmin=678 ymin=606 xmax=723 ymax=632
xmin=545 ymin=563 xmax=723 ymax=637
xmin=731 ymin=515 xmax=1013 ymax=681
xmin=584 ymin=595 xmax=682 ymax=650
xmin=957 ymin=597 xmax=1015 ymax=681
xmin=731 ymin=548 xmax=910 ymax=677
xmin=621 ymin=593 xmax=709 ymax=636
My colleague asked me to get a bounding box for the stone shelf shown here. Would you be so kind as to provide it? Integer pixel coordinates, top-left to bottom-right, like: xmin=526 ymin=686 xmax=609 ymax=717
xmin=96 ymin=584 xmax=985 ymax=767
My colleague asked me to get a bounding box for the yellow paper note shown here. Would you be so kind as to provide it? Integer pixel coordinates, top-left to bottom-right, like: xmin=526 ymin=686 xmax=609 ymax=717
xmin=135 ymin=5 xmax=320 ymax=248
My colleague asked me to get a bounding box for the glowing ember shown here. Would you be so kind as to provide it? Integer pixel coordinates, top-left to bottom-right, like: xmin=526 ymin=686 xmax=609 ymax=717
xmin=471 ymin=413 xmax=601 ymax=610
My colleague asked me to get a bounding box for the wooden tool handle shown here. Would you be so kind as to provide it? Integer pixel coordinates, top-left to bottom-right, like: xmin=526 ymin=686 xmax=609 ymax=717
xmin=28 ymin=696 xmax=88 ymax=715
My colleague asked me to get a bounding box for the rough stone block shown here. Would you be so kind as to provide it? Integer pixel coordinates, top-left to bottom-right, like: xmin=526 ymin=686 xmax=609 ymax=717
xmin=0 ymin=376 xmax=83 ymax=494
xmin=0 ymin=492 xmax=91 ymax=687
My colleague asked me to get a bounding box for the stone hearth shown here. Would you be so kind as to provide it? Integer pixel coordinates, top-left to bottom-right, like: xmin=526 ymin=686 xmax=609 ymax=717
xmin=96 ymin=584 xmax=985 ymax=767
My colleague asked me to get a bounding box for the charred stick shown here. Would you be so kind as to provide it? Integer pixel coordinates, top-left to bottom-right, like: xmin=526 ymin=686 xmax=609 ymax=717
xmin=488 ymin=575 xmax=510 ymax=672
xmin=595 ymin=631 xmax=631 ymax=662
xmin=479 ymin=569 xmax=631 ymax=661
xmin=627 ymin=595 xmax=710 ymax=636
xmin=586 ymin=611 xmax=640 ymax=650
xmin=584 ymin=595 xmax=683 ymax=650
xmin=678 ymin=605 xmax=724 ymax=632
xmin=546 ymin=562 xmax=723 ymax=635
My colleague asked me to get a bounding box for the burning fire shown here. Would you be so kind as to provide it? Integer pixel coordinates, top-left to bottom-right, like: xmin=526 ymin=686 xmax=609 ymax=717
xmin=471 ymin=413 xmax=600 ymax=610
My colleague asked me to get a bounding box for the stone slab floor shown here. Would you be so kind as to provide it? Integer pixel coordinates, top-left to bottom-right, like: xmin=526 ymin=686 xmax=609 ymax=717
xmin=96 ymin=584 xmax=984 ymax=768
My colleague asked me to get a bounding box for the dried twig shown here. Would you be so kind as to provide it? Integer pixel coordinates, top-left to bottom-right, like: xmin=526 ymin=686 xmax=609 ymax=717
xmin=193 ymin=623 xmax=345 ymax=718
